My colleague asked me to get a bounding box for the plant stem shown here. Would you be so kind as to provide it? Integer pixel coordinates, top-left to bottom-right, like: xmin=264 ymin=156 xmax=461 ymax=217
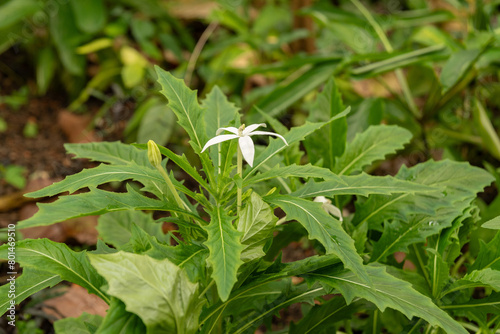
xmin=237 ymin=145 xmax=243 ymax=215
xmin=156 ymin=166 xmax=186 ymax=210
xmin=349 ymin=0 xmax=421 ymax=119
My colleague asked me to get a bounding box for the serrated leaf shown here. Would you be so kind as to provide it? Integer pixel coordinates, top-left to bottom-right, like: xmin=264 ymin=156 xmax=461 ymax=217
xmin=482 ymin=215 xmax=500 ymax=229
xmin=442 ymin=269 xmax=500 ymax=298
xmin=0 ymin=268 xmax=61 ymax=316
xmin=203 ymin=206 xmax=244 ymax=301
xmin=470 ymin=231 xmax=500 ymax=271
xmin=266 ymin=195 xmax=370 ymax=286
xmin=353 ymin=160 xmax=494 ymax=228
xmin=236 ymin=192 xmax=277 ymax=262
xmin=19 ymin=184 xmax=202 ymax=229
xmin=96 ymin=298 xmax=146 ymax=334
xmin=155 ymin=66 xmax=206 ymax=152
xmin=202 ymin=85 xmax=240 ymax=141
xmin=310 ymin=264 xmax=468 ymax=334
xmin=64 ymin=141 xmax=150 ymax=166
xmin=292 ymin=173 xmax=434 ymax=198
xmin=442 ymin=292 xmax=500 ymax=321
xmin=304 ymin=77 xmax=347 ymax=169
xmin=0 ymin=239 xmax=109 ymax=304
xmin=97 ymin=210 xmax=168 ymax=248
xmin=26 ymin=163 xmax=164 ymax=198
xmin=89 ymin=252 xmax=203 ymax=334
xmin=54 ymin=312 xmax=103 ymax=334
xmin=244 ymin=163 xmax=344 ymax=187
xmin=333 ymin=125 xmax=412 ymax=175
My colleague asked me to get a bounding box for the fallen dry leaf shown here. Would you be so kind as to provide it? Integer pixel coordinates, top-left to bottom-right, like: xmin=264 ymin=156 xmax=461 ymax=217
xmin=58 ymin=110 xmax=100 ymax=143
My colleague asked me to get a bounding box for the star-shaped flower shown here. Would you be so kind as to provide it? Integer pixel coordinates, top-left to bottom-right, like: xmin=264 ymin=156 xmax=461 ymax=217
xmin=201 ymin=123 xmax=288 ymax=167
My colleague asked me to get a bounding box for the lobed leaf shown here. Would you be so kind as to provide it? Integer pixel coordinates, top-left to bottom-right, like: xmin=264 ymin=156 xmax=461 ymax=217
xmin=310 ymin=264 xmax=468 ymax=334
xmin=89 ymin=252 xmax=204 ymax=334
xmin=333 ymin=125 xmax=412 ymax=175
xmin=203 ymin=206 xmax=244 ymax=301
xmin=64 ymin=141 xmax=150 ymax=166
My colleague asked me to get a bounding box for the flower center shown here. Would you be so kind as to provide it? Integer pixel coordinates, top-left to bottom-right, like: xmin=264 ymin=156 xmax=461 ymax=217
xmin=238 ymin=124 xmax=246 ymax=136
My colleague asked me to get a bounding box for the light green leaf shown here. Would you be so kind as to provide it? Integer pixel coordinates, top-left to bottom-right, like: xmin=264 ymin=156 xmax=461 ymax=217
xmin=19 ymin=185 xmax=202 ymax=229
xmin=353 ymin=160 xmax=494 ymax=228
xmin=310 ymin=264 xmax=468 ymax=334
xmin=0 ymin=0 xmax=39 ymax=30
xmin=97 ymin=210 xmax=167 ymax=248
xmin=473 ymin=98 xmax=500 ymax=160
xmin=292 ymin=173 xmax=434 ymax=198
xmin=304 ymin=77 xmax=347 ymax=168
xmin=334 ymin=125 xmax=412 ymax=175
xmin=54 ymin=312 xmax=103 ymax=334
xmin=155 ymin=66 xmax=206 ymax=152
xmin=36 ymin=47 xmax=57 ymax=95
xmin=64 ymin=141 xmax=150 ymax=166
xmin=69 ymin=0 xmax=106 ymax=34
xmin=470 ymin=231 xmax=500 ymax=271
xmin=137 ymin=105 xmax=176 ymax=145
xmin=440 ymin=49 xmax=481 ymax=94
xmin=203 ymin=206 xmax=244 ymax=301
xmin=25 ymin=163 xmax=163 ymax=198
xmin=244 ymin=163 xmax=344 ymax=187
xmin=89 ymin=252 xmax=203 ymax=334
xmin=482 ymin=215 xmax=500 ymax=230
xmin=0 ymin=268 xmax=61 ymax=316
xmin=0 ymin=239 xmax=109 ymax=304
xmin=236 ymin=192 xmax=277 ymax=262
xmin=266 ymin=195 xmax=370 ymax=286
xmin=96 ymin=298 xmax=145 ymax=334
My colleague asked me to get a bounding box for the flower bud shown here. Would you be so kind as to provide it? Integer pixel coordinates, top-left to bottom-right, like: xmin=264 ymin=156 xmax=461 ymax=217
xmin=147 ymin=140 xmax=162 ymax=168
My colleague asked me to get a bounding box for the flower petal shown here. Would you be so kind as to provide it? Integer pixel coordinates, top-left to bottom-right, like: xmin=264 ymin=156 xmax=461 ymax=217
xmin=238 ymin=136 xmax=255 ymax=167
xmin=248 ymin=131 xmax=288 ymax=145
xmin=243 ymin=123 xmax=266 ymax=135
xmin=201 ymin=134 xmax=238 ymax=152
xmin=216 ymin=127 xmax=239 ymax=135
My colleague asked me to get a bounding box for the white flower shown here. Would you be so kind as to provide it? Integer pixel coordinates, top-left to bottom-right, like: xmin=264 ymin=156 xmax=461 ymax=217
xmin=314 ymin=196 xmax=343 ymax=222
xmin=201 ymin=123 xmax=288 ymax=167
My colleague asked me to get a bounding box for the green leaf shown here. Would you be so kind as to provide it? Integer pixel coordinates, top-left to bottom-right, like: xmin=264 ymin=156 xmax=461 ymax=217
xmin=353 ymin=160 xmax=494 ymax=228
xmin=292 ymin=173 xmax=434 ymax=198
xmin=290 ymin=296 xmax=362 ymax=334
xmin=0 ymin=239 xmax=109 ymax=304
xmin=89 ymin=252 xmax=203 ymax=334
xmin=266 ymin=195 xmax=370 ymax=286
xmin=19 ymin=184 xmax=202 ymax=229
xmin=96 ymin=298 xmax=146 ymax=334
xmin=247 ymin=109 xmax=351 ymax=178
xmin=333 ymin=125 xmax=412 ymax=175
xmin=36 ymin=47 xmax=57 ymax=95
xmin=0 ymin=268 xmax=61 ymax=316
xmin=440 ymin=49 xmax=481 ymax=94
xmin=236 ymin=192 xmax=277 ymax=262
xmin=244 ymin=163 xmax=344 ymax=187
xmin=54 ymin=312 xmax=103 ymax=334
xmin=69 ymin=0 xmax=106 ymax=34
xmin=482 ymin=215 xmax=500 ymax=230
xmin=441 ymin=269 xmax=500 ymax=298
xmin=25 ymin=163 xmax=164 ymax=198
xmin=64 ymin=141 xmax=150 ymax=166
xmin=155 ymin=66 xmax=206 ymax=152
xmin=97 ymin=210 xmax=168 ymax=248
xmin=470 ymin=231 xmax=500 ymax=271
xmin=304 ymin=77 xmax=347 ymax=168
xmin=49 ymin=2 xmax=85 ymax=76
xmin=472 ymin=98 xmax=500 ymax=160
xmin=442 ymin=292 xmax=500 ymax=321
xmin=310 ymin=264 xmax=468 ymax=334
xmin=255 ymin=62 xmax=338 ymax=118
xmin=203 ymin=206 xmax=244 ymax=301
xmin=0 ymin=0 xmax=39 ymax=30
xmin=137 ymin=105 xmax=176 ymax=145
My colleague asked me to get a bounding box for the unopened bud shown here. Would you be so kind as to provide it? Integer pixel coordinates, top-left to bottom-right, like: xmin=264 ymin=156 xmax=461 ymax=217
xmin=147 ymin=140 xmax=162 ymax=168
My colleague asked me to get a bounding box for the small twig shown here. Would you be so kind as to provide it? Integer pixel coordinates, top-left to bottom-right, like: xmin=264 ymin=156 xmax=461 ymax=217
xmin=185 ymin=21 xmax=218 ymax=86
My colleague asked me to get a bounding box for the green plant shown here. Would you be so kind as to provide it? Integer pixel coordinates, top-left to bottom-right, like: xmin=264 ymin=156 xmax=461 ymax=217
xmin=1 ymin=67 xmax=499 ymax=333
